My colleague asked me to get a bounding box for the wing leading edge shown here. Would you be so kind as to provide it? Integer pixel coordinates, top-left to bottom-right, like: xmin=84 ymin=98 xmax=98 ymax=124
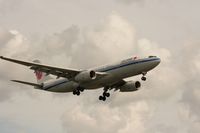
xmin=0 ymin=56 xmax=108 ymax=80
xmin=0 ymin=56 xmax=81 ymax=79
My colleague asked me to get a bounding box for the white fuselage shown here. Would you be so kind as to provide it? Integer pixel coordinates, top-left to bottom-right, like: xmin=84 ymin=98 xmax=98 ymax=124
xmin=42 ymin=57 xmax=161 ymax=92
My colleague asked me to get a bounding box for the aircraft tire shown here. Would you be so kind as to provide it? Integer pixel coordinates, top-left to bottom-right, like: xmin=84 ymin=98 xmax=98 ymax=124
xmin=76 ymin=91 xmax=80 ymax=96
xmin=141 ymin=77 xmax=146 ymax=81
xmin=106 ymin=93 xmax=110 ymax=97
xmin=99 ymin=96 xmax=103 ymax=100
xmin=73 ymin=90 xmax=77 ymax=95
xmin=102 ymin=96 xmax=106 ymax=101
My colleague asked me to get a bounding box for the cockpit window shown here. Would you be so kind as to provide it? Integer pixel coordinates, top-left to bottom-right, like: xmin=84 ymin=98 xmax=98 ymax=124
xmin=121 ymin=57 xmax=138 ymax=64
xmin=148 ymin=56 xmax=157 ymax=58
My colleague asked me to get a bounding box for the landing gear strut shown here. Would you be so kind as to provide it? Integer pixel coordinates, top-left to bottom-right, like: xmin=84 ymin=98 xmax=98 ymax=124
xmin=73 ymin=87 xmax=84 ymax=96
xmin=99 ymin=87 xmax=110 ymax=101
xmin=141 ymin=72 xmax=147 ymax=81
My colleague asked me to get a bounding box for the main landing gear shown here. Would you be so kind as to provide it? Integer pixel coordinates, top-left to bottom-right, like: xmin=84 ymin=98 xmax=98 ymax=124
xmin=99 ymin=87 xmax=110 ymax=101
xmin=141 ymin=72 xmax=147 ymax=81
xmin=73 ymin=87 xmax=84 ymax=96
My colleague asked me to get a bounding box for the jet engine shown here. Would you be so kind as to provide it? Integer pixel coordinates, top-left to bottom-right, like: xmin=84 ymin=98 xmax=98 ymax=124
xmin=75 ymin=70 xmax=96 ymax=82
xmin=119 ymin=81 xmax=141 ymax=92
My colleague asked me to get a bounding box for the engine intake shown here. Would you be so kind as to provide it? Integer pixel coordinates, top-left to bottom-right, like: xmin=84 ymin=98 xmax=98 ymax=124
xmin=119 ymin=81 xmax=141 ymax=92
xmin=75 ymin=70 xmax=96 ymax=82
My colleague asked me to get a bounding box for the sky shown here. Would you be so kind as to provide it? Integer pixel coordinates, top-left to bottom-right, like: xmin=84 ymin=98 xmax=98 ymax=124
xmin=0 ymin=0 xmax=200 ymax=133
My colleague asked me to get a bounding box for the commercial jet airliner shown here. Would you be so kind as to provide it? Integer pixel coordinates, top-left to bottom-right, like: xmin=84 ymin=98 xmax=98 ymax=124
xmin=0 ymin=56 xmax=160 ymax=101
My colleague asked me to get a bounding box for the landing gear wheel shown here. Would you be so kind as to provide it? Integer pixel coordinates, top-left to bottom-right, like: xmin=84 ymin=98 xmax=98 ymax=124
xmin=103 ymin=92 xmax=110 ymax=97
xmin=141 ymin=76 xmax=146 ymax=81
xmin=76 ymin=91 xmax=80 ymax=96
xmin=99 ymin=96 xmax=103 ymax=100
xmin=73 ymin=90 xmax=77 ymax=95
xmin=99 ymin=86 xmax=111 ymax=101
xmin=99 ymin=95 xmax=106 ymax=101
xmin=102 ymin=96 xmax=106 ymax=101
xmin=73 ymin=89 xmax=80 ymax=96
xmin=106 ymin=93 xmax=110 ymax=97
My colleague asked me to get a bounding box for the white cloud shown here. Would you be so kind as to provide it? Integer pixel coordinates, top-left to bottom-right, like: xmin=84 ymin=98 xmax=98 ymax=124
xmin=137 ymin=38 xmax=171 ymax=63
xmin=0 ymin=11 xmax=200 ymax=133
xmin=85 ymin=12 xmax=135 ymax=62
xmin=1 ymin=30 xmax=29 ymax=57
xmin=0 ymin=0 xmax=24 ymax=14
xmin=62 ymin=101 xmax=150 ymax=133
xmin=116 ymin=0 xmax=146 ymax=5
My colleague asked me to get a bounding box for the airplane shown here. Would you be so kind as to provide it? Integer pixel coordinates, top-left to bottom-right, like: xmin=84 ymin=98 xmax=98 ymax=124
xmin=0 ymin=55 xmax=160 ymax=101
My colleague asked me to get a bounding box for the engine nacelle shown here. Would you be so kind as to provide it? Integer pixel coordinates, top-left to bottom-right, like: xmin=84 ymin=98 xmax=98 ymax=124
xmin=75 ymin=70 xmax=96 ymax=82
xmin=119 ymin=81 xmax=141 ymax=92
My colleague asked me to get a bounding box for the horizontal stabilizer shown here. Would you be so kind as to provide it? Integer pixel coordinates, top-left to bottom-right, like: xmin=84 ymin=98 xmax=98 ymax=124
xmin=11 ymin=80 xmax=42 ymax=88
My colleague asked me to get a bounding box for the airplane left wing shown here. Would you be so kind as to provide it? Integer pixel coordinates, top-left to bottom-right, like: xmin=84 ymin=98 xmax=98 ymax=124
xmin=0 ymin=56 xmax=81 ymax=79
xmin=110 ymin=79 xmax=126 ymax=91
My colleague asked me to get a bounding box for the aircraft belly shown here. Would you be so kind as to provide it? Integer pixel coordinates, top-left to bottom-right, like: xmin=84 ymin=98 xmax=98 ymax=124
xmin=46 ymin=60 xmax=159 ymax=91
xmin=83 ymin=75 xmax=119 ymax=89
xmin=46 ymin=81 xmax=75 ymax=93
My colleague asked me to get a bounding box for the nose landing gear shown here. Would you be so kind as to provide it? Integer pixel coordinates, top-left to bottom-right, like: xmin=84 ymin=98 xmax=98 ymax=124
xmin=141 ymin=76 xmax=146 ymax=81
xmin=141 ymin=72 xmax=147 ymax=81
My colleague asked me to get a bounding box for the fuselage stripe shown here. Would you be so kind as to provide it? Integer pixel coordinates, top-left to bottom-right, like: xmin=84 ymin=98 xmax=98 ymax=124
xmin=98 ymin=58 xmax=159 ymax=72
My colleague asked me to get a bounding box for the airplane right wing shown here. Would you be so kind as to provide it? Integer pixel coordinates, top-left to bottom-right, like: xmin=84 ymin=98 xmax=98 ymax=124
xmin=0 ymin=56 xmax=82 ymax=79
xmin=110 ymin=80 xmax=126 ymax=91
xmin=0 ymin=56 xmax=108 ymax=80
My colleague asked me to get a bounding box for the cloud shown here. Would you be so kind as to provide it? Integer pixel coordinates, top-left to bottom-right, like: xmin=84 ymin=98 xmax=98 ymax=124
xmin=62 ymin=101 xmax=150 ymax=133
xmin=0 ymin=28 xmax=14 ymax=46
xmin=116 ymin=0 xmax=146 ymax=5
xmin=0 ymin=12 xmax=200 ymax=133
xmin=59 ymin=13 xmax=174 ymax=133
xmin=0 ymin=0 xmax=24 ymax=15
xmin=59 ymin=13 xmax=200 ymax=133
xmin=0 ymin=29 xmax=31 ymax=102
xmin=0 ymin=12 xmax=135 ymax=100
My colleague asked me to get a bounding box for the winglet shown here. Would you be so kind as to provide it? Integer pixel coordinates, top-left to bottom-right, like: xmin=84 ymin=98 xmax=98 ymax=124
xmin=0 ymin=56 xmax=3 ymax=59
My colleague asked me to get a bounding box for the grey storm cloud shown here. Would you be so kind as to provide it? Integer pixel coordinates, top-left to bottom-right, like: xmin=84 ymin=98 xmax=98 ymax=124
xmin=0 ymin=10 xmax=200 ymax=133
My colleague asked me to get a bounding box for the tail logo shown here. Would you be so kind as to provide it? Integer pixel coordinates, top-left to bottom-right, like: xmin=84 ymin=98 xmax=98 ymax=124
xmin=35 ymin=71 xmax=43 ymax=80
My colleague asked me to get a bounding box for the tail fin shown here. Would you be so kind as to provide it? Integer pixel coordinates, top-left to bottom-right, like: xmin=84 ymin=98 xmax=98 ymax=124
xmin=33 ymin=60 xmax=52 ymax=84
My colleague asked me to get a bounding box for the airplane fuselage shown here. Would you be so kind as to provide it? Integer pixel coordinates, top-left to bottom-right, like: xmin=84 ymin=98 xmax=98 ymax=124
xmin=44 ymin=56 xmax=160 ymax=92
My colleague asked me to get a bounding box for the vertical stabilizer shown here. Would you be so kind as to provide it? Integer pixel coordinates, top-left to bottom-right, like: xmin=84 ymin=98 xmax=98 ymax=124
xmin=33 ymin=60 xmax=52 ymax=84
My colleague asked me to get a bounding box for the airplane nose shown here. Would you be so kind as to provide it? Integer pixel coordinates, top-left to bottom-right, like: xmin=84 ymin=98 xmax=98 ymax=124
xmin=156 ymin=58 xmax=161 ymax=65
